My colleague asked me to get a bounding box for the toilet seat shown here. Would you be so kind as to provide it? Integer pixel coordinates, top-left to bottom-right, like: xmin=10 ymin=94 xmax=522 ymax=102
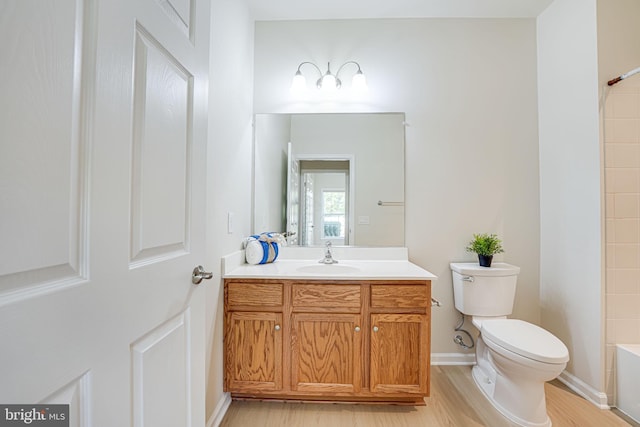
xmin=481 ymin=319 xmax=569 ymax=364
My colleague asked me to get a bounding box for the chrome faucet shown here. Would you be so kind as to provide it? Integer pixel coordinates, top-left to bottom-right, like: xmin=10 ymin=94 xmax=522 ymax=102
xmin=319 ymin=241 xmax=338 ymax=264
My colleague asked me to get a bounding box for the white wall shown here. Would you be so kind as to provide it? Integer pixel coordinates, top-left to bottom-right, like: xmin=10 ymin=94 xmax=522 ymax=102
xmin=205 ymin=0 xmax=254 ymax=421
xmin=254 ymin=18 xmax=541 ymax=356
xmin=537 ymin=0 xmax=605 ymax=404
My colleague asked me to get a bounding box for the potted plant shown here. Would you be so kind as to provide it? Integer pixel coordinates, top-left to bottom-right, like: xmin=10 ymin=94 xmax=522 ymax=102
xmin=466 ymin=233 xmax=504 ymax=267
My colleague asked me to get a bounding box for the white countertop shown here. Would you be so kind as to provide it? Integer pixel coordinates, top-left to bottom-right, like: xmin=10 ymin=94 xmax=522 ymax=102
xmin=223 ymin=258 xmax=437 ymax=281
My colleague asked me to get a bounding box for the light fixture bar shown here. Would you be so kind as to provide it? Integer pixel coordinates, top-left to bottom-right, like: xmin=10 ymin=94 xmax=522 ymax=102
xmin=291 ymin=60 xmax=367 ymax=92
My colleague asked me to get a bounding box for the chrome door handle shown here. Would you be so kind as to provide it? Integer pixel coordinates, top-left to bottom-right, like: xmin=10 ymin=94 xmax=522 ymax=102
xmin=192 ymin=265 xmax=213 ymax=284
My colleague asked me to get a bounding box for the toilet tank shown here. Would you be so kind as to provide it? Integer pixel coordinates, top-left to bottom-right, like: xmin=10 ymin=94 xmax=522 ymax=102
xmin=450 ymin=262 xmax=520 ymax=317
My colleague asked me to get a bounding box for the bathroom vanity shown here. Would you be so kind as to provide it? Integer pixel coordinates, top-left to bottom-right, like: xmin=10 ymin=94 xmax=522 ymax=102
xmin=222 ymin=252 xmax=436 ymax=405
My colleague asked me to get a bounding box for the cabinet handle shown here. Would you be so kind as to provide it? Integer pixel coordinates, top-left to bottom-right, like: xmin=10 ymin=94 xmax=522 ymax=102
xmin=373 ymin=326 xmax=379 ymax=332
xmin=274 ymin=324 xmax=281 ymax=331
xmin=354 ymin=326 xmax=361 ymax=332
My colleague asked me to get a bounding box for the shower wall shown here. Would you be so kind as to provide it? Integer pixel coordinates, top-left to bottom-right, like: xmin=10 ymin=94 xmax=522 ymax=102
xmin=598 ymin=0 xmax=640 ymax=405
xmin=604 ymin=81 xmax=640 ymax=403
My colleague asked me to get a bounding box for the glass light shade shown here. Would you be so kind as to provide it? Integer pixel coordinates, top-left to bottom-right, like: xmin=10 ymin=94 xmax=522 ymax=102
xmin=352 ymin=71 xmax=368 ymax=92
xmin=320 ymin=73 xmax=338 ymax=92
xmin=291 ymin=72 xmax=306 ymax=92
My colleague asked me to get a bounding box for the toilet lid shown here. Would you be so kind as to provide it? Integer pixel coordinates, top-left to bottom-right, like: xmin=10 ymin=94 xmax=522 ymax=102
xmin=481 ymin=319 xmax=569 ymax=364
xmin=450 ymin=262 xmax=520 ymax=276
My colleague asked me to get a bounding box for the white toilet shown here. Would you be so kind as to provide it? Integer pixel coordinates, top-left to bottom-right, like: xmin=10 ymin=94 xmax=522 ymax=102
xmin=450 ymin=262 xmax=569 ymax=427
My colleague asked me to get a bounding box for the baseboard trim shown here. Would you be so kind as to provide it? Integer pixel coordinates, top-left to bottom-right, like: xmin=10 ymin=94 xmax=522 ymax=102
xmin=431 ymin=352 xmax=476 ymax=365
xmin=557 ymin=370 xmax=610 ymax=410
xmin=207 ymin=392 xmax=232 ymax=427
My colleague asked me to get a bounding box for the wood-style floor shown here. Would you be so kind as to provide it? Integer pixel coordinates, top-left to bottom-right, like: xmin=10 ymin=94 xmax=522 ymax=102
xmin=220 ymin=366 xmax=639 ymax=427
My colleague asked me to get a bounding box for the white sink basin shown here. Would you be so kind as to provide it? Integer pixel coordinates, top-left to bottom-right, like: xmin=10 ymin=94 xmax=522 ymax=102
xmin=295 ymin=264 xmax=362 ymax=275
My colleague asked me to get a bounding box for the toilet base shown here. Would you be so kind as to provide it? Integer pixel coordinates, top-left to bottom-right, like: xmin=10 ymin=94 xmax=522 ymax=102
xmin=471 ymin=365 xmax=551 ymax=427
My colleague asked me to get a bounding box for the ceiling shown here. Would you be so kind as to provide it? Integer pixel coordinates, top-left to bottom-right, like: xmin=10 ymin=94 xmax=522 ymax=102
xmin=246 ymin=0 xmax=555 ymax=21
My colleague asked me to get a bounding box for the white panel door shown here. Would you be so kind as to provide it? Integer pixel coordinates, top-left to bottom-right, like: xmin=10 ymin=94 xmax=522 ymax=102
xmin=0 ymin=0 xmax=210 ymax=425
xmin=286 ymin=142 xmax=300 ymax=245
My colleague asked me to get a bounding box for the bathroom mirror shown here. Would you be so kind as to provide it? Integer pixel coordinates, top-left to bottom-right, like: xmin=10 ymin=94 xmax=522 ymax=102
xmin=253 ymin=113 xmax=405 ymax=247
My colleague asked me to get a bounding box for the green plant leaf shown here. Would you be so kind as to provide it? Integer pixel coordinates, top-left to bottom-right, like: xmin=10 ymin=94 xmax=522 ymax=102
xmin=465 ymin=233 xmax=505 ymax=256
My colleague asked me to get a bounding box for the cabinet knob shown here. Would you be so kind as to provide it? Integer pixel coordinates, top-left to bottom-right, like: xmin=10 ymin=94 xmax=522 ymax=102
xmin=373 ymin=326 xmax=379 ymax=332
xmin=354 ymin=326 xmax=361 ymax=332
xmin=274 ymin=324 xmax=281 ymax=331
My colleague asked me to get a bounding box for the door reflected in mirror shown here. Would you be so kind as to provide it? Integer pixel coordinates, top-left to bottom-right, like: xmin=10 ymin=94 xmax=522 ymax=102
xmin=295 ymin=160 xmax=351 ymax=246
xmin=253 ymin=113 xmax=405 ymax=247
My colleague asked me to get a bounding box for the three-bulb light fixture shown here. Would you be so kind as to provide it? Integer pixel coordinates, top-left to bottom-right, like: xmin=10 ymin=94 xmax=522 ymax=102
xmin=291 ymin=61 xmax=367 ymax=93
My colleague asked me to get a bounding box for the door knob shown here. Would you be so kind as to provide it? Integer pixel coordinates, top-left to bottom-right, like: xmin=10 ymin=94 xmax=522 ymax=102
xmin=192 ymin=265 xmax=213 ymax=284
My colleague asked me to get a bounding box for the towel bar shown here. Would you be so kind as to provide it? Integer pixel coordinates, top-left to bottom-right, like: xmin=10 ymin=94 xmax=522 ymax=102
xmin=377 ymin=200 xmax=404 ymax=207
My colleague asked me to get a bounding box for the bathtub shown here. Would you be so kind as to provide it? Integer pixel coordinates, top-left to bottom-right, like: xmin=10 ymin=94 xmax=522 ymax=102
xmin=616 ymin=344 xmax=640 ymax=423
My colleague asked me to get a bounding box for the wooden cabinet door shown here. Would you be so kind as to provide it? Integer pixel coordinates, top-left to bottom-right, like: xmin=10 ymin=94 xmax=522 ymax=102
xmin=370 ymin=313 xmax=429 ymax=395
xmin=225 ymin=312 xmax=283 ymax=392
xmin=291 ymin=313 xmax=362 ymax=394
